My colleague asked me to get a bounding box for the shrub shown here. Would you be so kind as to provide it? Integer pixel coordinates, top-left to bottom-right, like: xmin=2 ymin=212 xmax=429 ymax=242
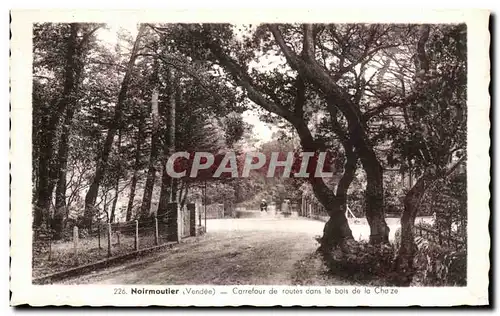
xmin=412 ymin=237 xmax=466 ymax=286
xmin=325 ymin=240 xmax=398 ymax=284
xmin=393 ymin=226 xmax=466 ymax=286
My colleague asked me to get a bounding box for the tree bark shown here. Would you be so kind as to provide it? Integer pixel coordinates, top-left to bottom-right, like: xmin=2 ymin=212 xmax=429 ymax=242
xmin=180 ymin=181 xmax=189 ymax=209
xmin=83 ymin=25 xmax=145 ymax=228
xmin=110 ymin=130 xmax=122 ymax=223
xmin=158 ymin=69 xmax=177 ymax=215
xmin=110 ymin=183 xmax=119 ymax=223
xmin=126 ymin=123 xmax=144 ymax=221
xmin=359 ymin=150 xmax=390 ymax=244
xmin=51 ymin=105 xmax=76 ymax=239
xmin=294 ymin=120 xmax=354 ymax=250
xmin=394 ymin=174 xmax=428 ymax=285
xmin=140 ymin=57 xmax=161 ymax=218
xmin=395 ymin=156 xmax=465 ymax=284
xmin=34 ymin=24 xmax=79 ymax=227
xmin=336 ymin=149 xmax=358 ymax=215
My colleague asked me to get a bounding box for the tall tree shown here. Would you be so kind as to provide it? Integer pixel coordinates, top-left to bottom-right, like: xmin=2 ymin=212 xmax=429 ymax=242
xmin=126 ymin=114 xmax=146 ymax=221
xmin=33 ymin=23 xmax=79 ymax=227
xmin=157 ymin=68 xmax=177 ymax=215
xmin=33 ymin=23 xmax=101 ymax=227
xmin=83 ymin=24 xmax=146 ymax=228
xmin=140 ymin=56 xmax=162 ymax=218
xmin=392 ymin=24 xmax=467 ymax=280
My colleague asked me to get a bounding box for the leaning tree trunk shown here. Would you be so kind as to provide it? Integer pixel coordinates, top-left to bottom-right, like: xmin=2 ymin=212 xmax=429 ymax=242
xmin=110 ymin=130 xmax=122 ymax=223
xmin=316 ymin=189 xmax=354 ymax=252
xmin=203 ymin=28 xmax=355 ymax=251
xmin=335 ymin=149 xmax=357 ymax=217
xmin=395 ymin=156 xmax=466 ymax=285
xmin=269 ymin=24 xmax=390 ymax=244
xmin=110 ymin=182 xmax=119 ymax=223
xmin=83 ymin=25 xmax=145 ymax=229
xmin=317 ymin=149 xmax=357 ymax=252
xmin=394 ymin=174 xmax=428 ymax=285
xmin=34 ymin=23 xmax=79 ymax=227
xmin=294 ymin=121 xmax=354 ymax=252
xmin=126 ymin=123 xmax=144 ymax=221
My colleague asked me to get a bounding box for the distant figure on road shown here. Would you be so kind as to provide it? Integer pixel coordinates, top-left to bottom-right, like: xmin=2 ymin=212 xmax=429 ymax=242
xmin=281 ymin=199 xmax=290 ymax=216
xmin=260 ymin=199 xmax=268 ymax=212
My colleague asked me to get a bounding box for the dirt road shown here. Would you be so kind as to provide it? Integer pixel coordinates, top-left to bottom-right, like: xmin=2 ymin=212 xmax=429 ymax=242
xmin=60 ymin=215 xmax=403 ymax=285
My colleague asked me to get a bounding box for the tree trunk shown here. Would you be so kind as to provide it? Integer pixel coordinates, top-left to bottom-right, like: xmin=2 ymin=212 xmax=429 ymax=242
xmin=395 ymin=156 xmax=466 ymax=285
xmin=315 ymin=186 xmax=354 ymax=252
xmin=110 ymin=130 xmax=122 ymax=223
xmin=103 ymin=190 xmax=108 ymax=223
xmin=140 ymin=88 xmax=161 ymax=218
xmin=170 ymin=178 xmax=179 ymax=203
xmin=394 ymin=174 xmax=427 ymax=285
xmin=359 ymin=149 xmax=390 ymax=244
xmin=394 ymin=24 xmax=434 ymax=284
xmin=157 ymin=167 xmax=172 ymax=216
xmin=126 ymin=123 xmax=144 ymax=221
xmin=51 ymin=106 xmax=75 ymax=239
xmin=158 ymin=69 xmax=177 ymax=215
xmin=294 ymin=120 xmax=354 ymax=251
xmin=34 ymin=24 xmax=79 ymax=227
xmin=83 ymin=25 xmax=145 ymax=228
xmin=180 ymin=181 xmax=189 ymax=209
xmin=110 ymin=183 xmax=119 ymax=223
xmin=336 ymin=149 xmax=357 ymax=216
xmin=317 ymin=146 xmax=357 ymax=252
xmin=270 ymin=24 xmax=390 ymax=244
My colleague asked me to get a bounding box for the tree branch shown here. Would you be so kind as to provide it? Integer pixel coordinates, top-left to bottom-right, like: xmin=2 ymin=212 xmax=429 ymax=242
xmin=200 ymin=39 xmax=296 ymax=123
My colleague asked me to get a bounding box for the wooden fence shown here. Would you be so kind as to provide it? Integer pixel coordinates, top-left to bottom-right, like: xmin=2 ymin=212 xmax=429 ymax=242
xmin=414 ymin=224 xmax=466 ymax=251
xmin=32 ymin=202 xmax=204 ymax=278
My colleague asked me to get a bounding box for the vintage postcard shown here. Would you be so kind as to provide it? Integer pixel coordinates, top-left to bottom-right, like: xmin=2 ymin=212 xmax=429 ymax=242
xmin=10 ymin=9 xmax=490 ymax=306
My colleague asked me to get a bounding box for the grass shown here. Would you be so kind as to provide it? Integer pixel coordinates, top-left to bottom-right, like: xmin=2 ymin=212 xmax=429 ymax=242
xmin=32 ymin=230 xmax=167 ymax=279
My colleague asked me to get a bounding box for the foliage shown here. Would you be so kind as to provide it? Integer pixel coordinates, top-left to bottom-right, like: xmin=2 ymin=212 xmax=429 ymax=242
xmin=412 ymin=237 xmax=467 ymax=286
xmin=392 ymin=224 xmax=466 ymax=286
xmin=385 ymin=24 xmax=467 ymax=178
xmin=326 ymin=240 xmax=398 ymax=285
xmin=420 ymin=172 xmax=467 ymax=238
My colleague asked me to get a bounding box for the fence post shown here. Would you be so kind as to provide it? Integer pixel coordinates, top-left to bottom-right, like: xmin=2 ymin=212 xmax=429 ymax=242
xmin=135 ymin=219 xmax=139 ymax=251
xmin=107 ymin=223 xmax=112 ymax=257
xmin=155 ymin=217 xmax=159 ymax=245
xmin=73 ymin=226 xmax=79 ymax=257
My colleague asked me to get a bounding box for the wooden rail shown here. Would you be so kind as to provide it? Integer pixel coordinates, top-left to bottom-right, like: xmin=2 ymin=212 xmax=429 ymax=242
xmin=414 ymin=224 xmax=466 ymax=251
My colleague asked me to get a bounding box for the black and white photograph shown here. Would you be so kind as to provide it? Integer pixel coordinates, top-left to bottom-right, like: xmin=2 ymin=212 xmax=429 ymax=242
xmin=9 ymin=9 xmax=490 ymax=307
